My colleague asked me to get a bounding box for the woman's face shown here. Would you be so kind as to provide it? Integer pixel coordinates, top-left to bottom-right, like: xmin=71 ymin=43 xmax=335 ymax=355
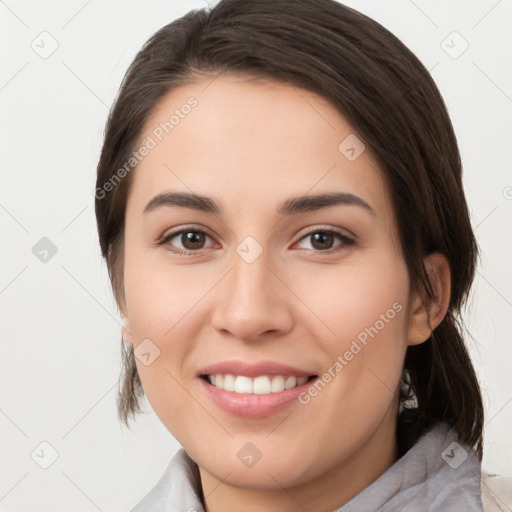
xmin=121 ymin=74 xmax=423 ymax=492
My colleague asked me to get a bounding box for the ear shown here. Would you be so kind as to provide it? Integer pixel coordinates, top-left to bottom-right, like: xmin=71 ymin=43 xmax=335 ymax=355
xmin=408 ymin=252 xmax=451 ymax=346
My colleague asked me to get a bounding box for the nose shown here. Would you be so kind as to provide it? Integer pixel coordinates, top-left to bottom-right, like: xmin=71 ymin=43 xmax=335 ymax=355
xmin=210 ymin=246 xmax=294 ymax=342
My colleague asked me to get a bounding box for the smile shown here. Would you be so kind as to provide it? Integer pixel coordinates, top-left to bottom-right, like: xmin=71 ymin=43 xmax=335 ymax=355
xmin=202 ymin=374 xmax=315 ymax=394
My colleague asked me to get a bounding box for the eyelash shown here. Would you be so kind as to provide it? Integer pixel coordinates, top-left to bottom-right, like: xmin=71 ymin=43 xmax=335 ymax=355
xmin=157 ymin=226 xmax=355 ymax=256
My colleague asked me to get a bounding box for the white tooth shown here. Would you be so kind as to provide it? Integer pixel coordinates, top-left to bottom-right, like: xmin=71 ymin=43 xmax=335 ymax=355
xmin=216 ymin=374 xmax=224 ymax=388
xmin=234 ymin=375 xmax=253 ymax=393
xmin=296 ymin=376 xmax=308 ymax=386
xmin=223 ymin=374 xmax=235 ymax=392
xmin=271 ymin=375 xmax=285 ymax=393
xmin=253 ymin=376 xmax=271 ymax=394
xmin=209 ymin=375 xmax=216 ymax=385
xmin=284 ymin=376 xmax=297 ymax=389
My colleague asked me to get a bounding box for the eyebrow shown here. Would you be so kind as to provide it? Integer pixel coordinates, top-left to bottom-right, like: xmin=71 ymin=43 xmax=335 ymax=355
xmin=143 ymin=190 xmax=376 ymax=217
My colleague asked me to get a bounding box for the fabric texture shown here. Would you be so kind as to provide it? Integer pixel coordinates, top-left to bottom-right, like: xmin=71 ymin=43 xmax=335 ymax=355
xmin=129 ymin=419 xmax=485 ymax=511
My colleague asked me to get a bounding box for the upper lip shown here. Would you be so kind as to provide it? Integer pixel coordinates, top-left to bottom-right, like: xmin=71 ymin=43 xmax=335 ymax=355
xmin=197 ymin=360 xmax=318 ymax=378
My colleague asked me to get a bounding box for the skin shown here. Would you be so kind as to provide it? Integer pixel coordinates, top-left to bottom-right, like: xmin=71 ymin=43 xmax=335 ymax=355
xmin=120 ymin=74 xmax=450 ymax=512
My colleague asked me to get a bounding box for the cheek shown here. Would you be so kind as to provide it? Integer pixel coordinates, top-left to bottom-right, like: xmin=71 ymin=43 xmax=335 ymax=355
xmin=299 ymin=256 xmax=409 ymax=348
xmin=122 ymin=244 xmax=199 ymax=415
xmin=123 ymin=263 xmax=201 ymax=394
xmin=123 ymin=239 xmax=203 ymax=337
xmin=125 ymin=271 xmax=199 ymax=439
xmin=298 ymin=257 xmax=410 ymax=405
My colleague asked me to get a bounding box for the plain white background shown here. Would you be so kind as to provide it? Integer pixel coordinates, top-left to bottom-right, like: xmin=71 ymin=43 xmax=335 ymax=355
xmin=1 ymin=0 xmax=511 ymax=510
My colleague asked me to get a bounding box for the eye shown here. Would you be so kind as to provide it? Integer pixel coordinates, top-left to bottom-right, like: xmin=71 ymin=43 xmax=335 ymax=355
xmin=294 ymin=228 xmax=355 ymax=253
xmin=159 ymin=228 xmax=215 ymax=254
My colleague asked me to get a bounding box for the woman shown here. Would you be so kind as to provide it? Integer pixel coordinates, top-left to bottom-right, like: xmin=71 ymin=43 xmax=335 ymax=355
xmin=95 ymin=0 xmax=496 ymax=510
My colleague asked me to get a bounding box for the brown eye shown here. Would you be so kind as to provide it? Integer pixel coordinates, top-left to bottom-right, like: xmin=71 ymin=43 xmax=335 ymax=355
xmin=160 ymin=229 xmax=213 ymax=253
xmin=295 ymin=229 xmax=355 ymax=253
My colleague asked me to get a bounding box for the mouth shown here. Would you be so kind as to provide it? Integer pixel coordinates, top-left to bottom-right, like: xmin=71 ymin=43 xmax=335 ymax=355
xmin=196 ymin=359 xmax=320 ymax=417
xmin=198 ymin=373 xmax=319 ymax=417
xmin=200 ymin=374 xmax=318 ymax=395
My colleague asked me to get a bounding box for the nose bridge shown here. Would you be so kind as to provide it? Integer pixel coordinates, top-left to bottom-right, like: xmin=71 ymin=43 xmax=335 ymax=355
xmin=232 ymin=244 xmax=273 ymax=299
xmin=210 ymin=240 xmax=292 ymax=339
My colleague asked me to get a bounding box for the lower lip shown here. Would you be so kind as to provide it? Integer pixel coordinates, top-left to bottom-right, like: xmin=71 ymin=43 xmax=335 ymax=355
xmin=198 ymin=376 xmax=317 ymax=417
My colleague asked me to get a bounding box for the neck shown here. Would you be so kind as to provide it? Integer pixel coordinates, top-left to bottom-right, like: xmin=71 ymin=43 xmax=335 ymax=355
xmin=199 ymin=405 xmax=399 ymax=512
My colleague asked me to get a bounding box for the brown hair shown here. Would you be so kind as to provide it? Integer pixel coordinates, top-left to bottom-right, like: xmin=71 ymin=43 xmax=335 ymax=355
xmin=95 ymin=0 xmax=484 ymax=457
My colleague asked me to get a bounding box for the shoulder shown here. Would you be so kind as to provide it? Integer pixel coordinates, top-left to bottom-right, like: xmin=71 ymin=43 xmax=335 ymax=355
xmin=481 ymin=470 xmax=512 ymax=512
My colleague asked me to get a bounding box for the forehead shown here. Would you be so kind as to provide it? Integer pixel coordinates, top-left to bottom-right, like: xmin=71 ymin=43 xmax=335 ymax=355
xmin=128 ymin=74 xmax=391 ymax=222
